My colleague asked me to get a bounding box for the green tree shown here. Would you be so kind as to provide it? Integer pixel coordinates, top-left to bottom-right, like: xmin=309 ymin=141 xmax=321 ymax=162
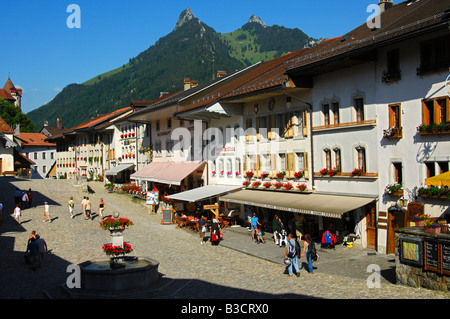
xmin=0 ymin=98 xmax=35 ymax=132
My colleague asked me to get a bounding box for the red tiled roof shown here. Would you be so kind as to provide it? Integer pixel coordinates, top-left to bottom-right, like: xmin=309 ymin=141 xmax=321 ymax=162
xmin=175 ymin=49 xmax=309 ymax=115
xmin=287 ymin=0 xmax=450 ymax=74
xmin=67 ymin=106 xmax=132 ymax=133
xmin=19 ymin=132 xmax=56 ymax=147
xmin=0 ymin=116 xmax=14 ymax=134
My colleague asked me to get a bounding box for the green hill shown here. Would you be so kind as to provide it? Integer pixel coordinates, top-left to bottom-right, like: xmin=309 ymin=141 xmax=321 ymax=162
xmin=27 ymin=10 xmax=319 ymax=130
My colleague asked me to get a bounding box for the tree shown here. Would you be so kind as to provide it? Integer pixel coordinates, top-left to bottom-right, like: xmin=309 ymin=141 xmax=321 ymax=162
xmin=0 ymin=98 xmax=36 ymax=132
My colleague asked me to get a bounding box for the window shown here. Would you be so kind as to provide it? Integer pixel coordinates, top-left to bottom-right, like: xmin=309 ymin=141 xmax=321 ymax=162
xmin=357 ymin=147 xmax=366 ymax=173
xmin=393 ymin=162 xmax=403 ymax=185
xmin=324 ymin=149 xmax=332 ymax=169
xmin=421 ymin=96 xmax=449 ymax=127
xmin=167 ymin=118 xmax=172 ymax=129
xmin=383 ymin=49 xmax=401 ymax=82
xmin=425 ymin=162 xmax=435 ymax=178
xmin=323 ymin=104 xmax=330 ymax=126
xmin=355 ymin=98 xmax=364 ymax=122
xmin=256 ymin=116 xmax=268 ymax=141
xmin=389 ymin=104 xmax=401 ymax=128
xmin=334 ymin=148 xmax=341 ymax=171
xmin=438 ymin=161 xmax=449 ymax=174
xmin=34 ymin=153 xmax=37 ymax=160
xmin=50 ymin=152 xmax=54 ymax=160
xmin=179 ymin=119 xmax=184 ymax=127
xmin=332 ymin=102 xmax=340 ymax=125
xmin=42 ymin=152 xmax=46 ymax=160
xmin=418 ymin=35 xmax=450 ymax=75
xmin=155 ymin=120 xmax=160 ymax=132
xmin=245 ymin=118 xmax=253 ymax=142
xmin=42 ymin=166 xmax=47 ymax=174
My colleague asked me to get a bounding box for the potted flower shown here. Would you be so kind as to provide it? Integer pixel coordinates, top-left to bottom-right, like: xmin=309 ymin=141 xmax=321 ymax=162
xmin=227 ymin=171 xmax=232 ymax=176
xmin=243 ymin=180 xmax=251 ymax=187
xmin=102 ymin=242 xmax=133 ymax=257
xmin=260 ymin=171 xmax=269 ymax=179
xmin=411 ymin=214 xmax=430 ymax=227
xmin=384 ymin=183 xmax=403 ymax=196
xmin=245 ymin=171 xmax=254 ymax=179
xmin=383 ymin=126 xmax=403 ymax=138
xmin=328 ymin=167 xmax=340 ymax=176
xmin=282 ymin=182 xmax=293 ymax=190
xmin=424 ymin=219 xmax=441 ymax=234
xmin=235 ymin=172 xmax=241 ymax=177
xmin=276 ymin=171 xmax=286 ymax=179
xmin=251 ymin=181 xmax=261 ymax=188
xmin=100 ymin=217 xmax=134 ymax=231
xmin=220 ymin=170 xmax=224 ymax=176
xmin=296 ymin=183 xmax=307 ymax=191
xmin=319 ymin=168 xmax=329 ymax=176
xmin=273 ymin=181 xmax=283 ymax=189
xmin=351 ymin=168 xmax=363 ymax=176
xmin=294 ymin=171 xmax=304 ymax=179
xmin=211 ymin=170 xmax=216 ymax=176
xmin=263 ymin=181 xmax=272 ymax=188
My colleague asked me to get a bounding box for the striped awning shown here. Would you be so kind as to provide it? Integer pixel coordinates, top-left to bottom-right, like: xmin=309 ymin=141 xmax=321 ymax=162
xmin=219 ymin=189 xmax=376 ymax=218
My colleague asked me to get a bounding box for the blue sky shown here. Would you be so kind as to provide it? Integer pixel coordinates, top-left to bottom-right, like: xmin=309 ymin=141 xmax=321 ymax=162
xmin=1 ymin=0 xmax=400 ymax=114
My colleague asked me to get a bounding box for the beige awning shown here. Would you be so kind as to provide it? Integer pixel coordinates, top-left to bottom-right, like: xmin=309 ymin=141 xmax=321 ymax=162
xmin=219 ymin=189 xmax=376 ymax=218
xmin=167 ymin=184 xmax=241 ymax=202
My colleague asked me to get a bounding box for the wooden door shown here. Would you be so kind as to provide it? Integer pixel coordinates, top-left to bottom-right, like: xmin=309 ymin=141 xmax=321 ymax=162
xmin=387 ymin=208 xmax=407 ymax=254
xmin=366 ymin=205 xmax=377 ymax=249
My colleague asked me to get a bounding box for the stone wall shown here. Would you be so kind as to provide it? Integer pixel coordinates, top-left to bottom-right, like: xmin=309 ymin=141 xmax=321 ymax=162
xmin=394 ymin=227 xmax=450 ymax=292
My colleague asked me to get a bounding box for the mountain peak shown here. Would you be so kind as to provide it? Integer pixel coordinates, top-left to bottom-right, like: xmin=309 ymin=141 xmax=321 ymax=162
xmin=174 ymin=8 xmax=198 ymax=31
xmin=248 ymin=14 xmax=266 ymax=28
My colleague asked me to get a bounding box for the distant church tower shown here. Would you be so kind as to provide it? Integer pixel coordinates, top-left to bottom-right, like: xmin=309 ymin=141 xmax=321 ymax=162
xmin=2 ymin=77 xmax=22 ymax=110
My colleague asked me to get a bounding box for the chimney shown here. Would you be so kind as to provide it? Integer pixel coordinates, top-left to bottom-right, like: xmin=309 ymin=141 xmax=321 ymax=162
xmin=56 ymin=118 xmax=62 ymax=129
xmin=184 ymin=77 xmax=191 ymax=91
xmin=44 ymin=121 xmax=48 ymax=127
xmin=216 ymin=71 xmax=227 ymax=78
xmin=379 ymin=0 xmax=393 ymax=13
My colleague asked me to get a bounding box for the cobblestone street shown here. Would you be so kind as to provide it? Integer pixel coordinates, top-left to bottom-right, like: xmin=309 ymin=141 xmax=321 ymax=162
xmin=0 ymin=177 xmax=448 ymax=300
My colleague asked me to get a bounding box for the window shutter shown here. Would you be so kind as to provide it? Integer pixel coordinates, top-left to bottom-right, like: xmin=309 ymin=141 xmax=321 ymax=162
xmin=287 ymin=153 xmax=295 ymax=178
xmin=303 ymin=152 xmax=309 ymax=179
xmin=302 ymin=110 xmax=308 ymax=137
xmin=256 ymin=117 xmax=261 ymax=141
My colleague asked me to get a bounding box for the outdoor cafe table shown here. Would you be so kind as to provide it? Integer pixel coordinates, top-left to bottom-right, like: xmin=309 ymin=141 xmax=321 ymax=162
xmin=186 ymin=217 xmax=199 ymax=233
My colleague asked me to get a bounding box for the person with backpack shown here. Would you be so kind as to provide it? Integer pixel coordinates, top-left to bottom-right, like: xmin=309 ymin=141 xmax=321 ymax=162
xmin=68 ymin=197 xmax=75 ymax=219
xmin=284 ymin=233 xmax=300 ymax=277
xmin=301 ymin=234 xmax=317 ymax=274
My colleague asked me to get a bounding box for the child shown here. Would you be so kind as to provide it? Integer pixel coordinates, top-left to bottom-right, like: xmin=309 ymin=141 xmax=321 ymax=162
xmin=68 ymin=197 xmax=75 ymax=219
xmin=43 ymin=202 xmax=51 ymax=222
xmin=256 ymin=228 xmax=265 ymax=244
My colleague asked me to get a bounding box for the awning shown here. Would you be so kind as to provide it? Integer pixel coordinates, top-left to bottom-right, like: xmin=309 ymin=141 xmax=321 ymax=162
xmin=167 ymin=184 xmax=241 ymax=202
xmin=425 ymin=171 xmax=450 ymax=187
xmin=219 ymin=189 xmax=376 ymax=218
xmin=104 ymin=163 xmax=134 ymax=176
xmin=130 ymin=161 xmax=205 ymax=186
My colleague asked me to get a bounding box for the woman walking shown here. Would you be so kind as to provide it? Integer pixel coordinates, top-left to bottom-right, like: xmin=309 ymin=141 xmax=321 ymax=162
xmin=13 ymin=204 xmax=21 ymax=224
xmin=301 ymin=234 xmax=314 ymax=274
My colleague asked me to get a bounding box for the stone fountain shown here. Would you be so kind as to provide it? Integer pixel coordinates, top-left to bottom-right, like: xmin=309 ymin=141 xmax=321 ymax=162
xmin=64 ymin=212 xmax=160 ymax=297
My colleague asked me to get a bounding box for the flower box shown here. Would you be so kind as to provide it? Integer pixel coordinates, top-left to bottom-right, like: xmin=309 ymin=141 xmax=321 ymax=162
xmin=294 ymin=171 xmax=305 ymax=179
xmin=384 ymin=184 xmax=403 ymax=196
xmin=282 ymin=182 xmax=293 ymax=190
xmin=424 ymin=227 xmax=441 ymax=235
xmin=383 ymin=126 xmax=403 ymax=139
xmin=260 ymin=171 xmax=269 ymax=179
xmin=262 ymin=181 xmax=272 ymax=188
xmin=251 ymin=181 xmax=261 ymax=188
xmin=272 ymin=181 xmax=283 ymax=189
xmin=276 ymin=171 xmax=286 ymax=179
xmin=351 ymin=168 xmax=363 ymax=176
xmin=296 ymin=183 xmax=307 ymax=191
xmin=242 ymin=180 xmax=251 ymax=187
xmin=245 ymin=171 xmax=254 ymax=179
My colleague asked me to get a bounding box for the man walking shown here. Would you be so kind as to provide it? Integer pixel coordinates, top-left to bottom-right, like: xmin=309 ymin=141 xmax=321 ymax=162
xmin=68 ymin=197 xmax=75 ymax=219
xmin=35 ymin=235 xmax=47 ymax=268
xmin=284 ymin=233 xmax=300 ymax=277
xmin=85 ymin=197 xmax=92 ymax=220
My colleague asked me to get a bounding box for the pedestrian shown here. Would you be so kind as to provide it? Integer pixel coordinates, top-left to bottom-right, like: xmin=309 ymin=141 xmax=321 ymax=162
xmin=14 ymin=188 xmax=21 ymax=206
xmin=210 ymin=218 xmax=220 ymax=246
xmin=98 ymin=198 xmax=105 ymax=219
xmin=198 ymin=216 xmax=207 ymax=244
xmin=35 ymin=235 xmax=47 ymax=268
xmin=21 ymin=191 xmax=28 ymax=209
xmin=43 ymin=202 xmax=51 ymax=222
xmin=68 ymin=197 xmax=75 ymax=219
xmin=284 ymin=233 xmax=300 ymax=277
xmin=26 ymin=237 xmax=40 ymax=271
xmin=13 ymin=204 xmax=21 ymax=224
xmin=0 ymin=201 xmax=3 ymax=225
xmin=301 ymin=234 xmax=315 ymax=274
xmin=85 ymin=197 xmax=92 ymax=220
xmin=81 ymin=196 xmax=87 ymax=218
xmin=27 ymin=188 xmax=33 ymax=208
xmin=256 ymin=228 xmax=265 ymax=244
xmin=272 ymin=213 xmax=282 ymax=245
xmin=250 ymin=213 xmax=261 ymax=242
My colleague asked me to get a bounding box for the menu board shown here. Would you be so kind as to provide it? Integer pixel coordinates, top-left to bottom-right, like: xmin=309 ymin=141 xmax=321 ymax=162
xmin=443 ymin=244 xmax=450 ymax=275
xmin=424 ymin=240 xmax=440 ymax=271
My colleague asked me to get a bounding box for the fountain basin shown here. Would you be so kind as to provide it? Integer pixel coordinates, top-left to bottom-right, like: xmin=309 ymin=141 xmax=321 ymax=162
xmin=78 ymin=256 xmax=160 ymax=295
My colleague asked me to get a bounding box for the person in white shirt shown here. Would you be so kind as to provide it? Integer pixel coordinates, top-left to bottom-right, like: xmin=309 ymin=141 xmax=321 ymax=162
xmin=14 ymin=204 xmax=21 ymax=224
xmin=43 ymin=202 xmax=51 ymax=222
